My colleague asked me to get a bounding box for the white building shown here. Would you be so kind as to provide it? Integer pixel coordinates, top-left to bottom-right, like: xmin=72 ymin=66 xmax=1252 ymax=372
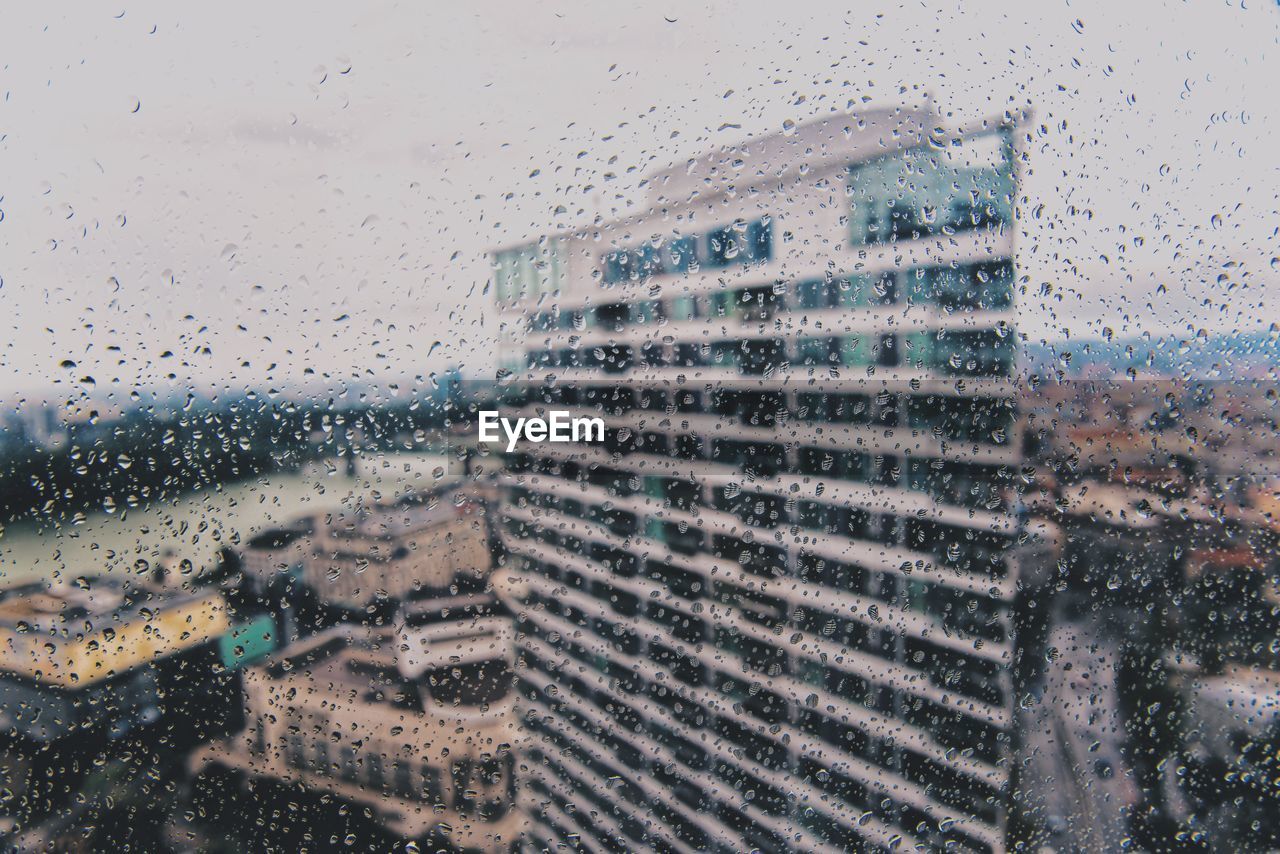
xmin=190 ymin=620 xmax=523 ymax=850
xmin=491 ymin=103 xmax=1026 ymax=852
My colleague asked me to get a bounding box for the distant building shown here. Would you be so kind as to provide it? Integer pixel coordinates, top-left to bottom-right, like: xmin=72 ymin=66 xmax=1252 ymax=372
xmin=1053 ymin=480 xmax=1189 ymax=603
xmin=305 ymin=494 xmax=491 ymax=615
xmin=1019 ymin=390 xmax=1280 ymax=850
xmin=239 ymin=524 xmax=312 ymax=591
xmin=235 ymin=490 xmax=494 ymax=633
xmin=237 ymin=522 xmax=314 ymax=642
xmin=1163 ymin=662 xmax=1280 ymax=849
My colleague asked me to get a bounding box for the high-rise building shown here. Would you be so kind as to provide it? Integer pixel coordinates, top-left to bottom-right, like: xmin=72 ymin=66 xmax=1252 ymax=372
xmin=491 ymin=104 xmax=1025 ymax=852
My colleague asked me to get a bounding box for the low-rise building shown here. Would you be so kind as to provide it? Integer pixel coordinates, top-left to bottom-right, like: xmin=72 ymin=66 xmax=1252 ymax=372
xmin=0 ymin=576 xmax=235 ymax=845
xmin=190 ymin=617 xmax=522 ymax=851
xmin=236 ymin=523 xmax=315 ymax=642
xmin=305 ymin=494 xmax=490 ymax=614
xmin=239 ymin=524 xmax=312 ymax=592
xmin=1163 ymin=663 xmax=1280 ymax=849
xmin=0 ymin=576 xmax=230 ymax=740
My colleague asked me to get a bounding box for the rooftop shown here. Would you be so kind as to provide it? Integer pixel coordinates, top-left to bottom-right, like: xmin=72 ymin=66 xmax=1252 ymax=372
xmin=0 ymin=576 xmax=229 ymax=687
xmin=0 ymin=575 xmax=211 ymax=633
xmin=642 ymin=105 xmax=931 ymax=207
xmin=491 ymin=101 xmax=1029 ymax=252
xmin=1058 ymin=480 xmax=1217 ymax=529
xmin=254 ymin=625 xmax=512 ymax=710
xmin=245 ymin=526 xmax=311 ymax=552
xmin=326 ymin=495 xmax=478 ymax=542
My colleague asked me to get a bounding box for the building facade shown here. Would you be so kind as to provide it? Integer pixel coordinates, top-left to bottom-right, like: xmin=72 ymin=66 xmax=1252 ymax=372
xmin=236 ymin=491 xmax=492 ymax=624
xmin=190 ymin=620 xmax=522 ymax=851
xmin=0 ymin=576 xmax=236 ymax=847
xmin=491 ymin=105 xmax=1025 ymax=851
xmin=306 ymin=495 xmax=492 ymax=611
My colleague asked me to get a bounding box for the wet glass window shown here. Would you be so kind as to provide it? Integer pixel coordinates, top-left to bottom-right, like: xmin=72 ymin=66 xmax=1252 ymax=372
xmin=1 ymin=5 xmax=1276 ymax=853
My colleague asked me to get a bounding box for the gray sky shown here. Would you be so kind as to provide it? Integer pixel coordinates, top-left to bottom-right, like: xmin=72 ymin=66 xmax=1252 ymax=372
xmin=1 ymin=0 xmax=1277 ymax=403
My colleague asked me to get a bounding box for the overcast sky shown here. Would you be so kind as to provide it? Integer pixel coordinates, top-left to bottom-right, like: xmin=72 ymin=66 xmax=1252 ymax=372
xmin=1 ymin=0 xmax=1276 ymax=404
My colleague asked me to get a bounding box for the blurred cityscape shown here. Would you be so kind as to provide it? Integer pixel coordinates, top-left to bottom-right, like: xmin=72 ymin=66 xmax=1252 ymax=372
xmin=0 ymin=102 xmax=1276 ymax=854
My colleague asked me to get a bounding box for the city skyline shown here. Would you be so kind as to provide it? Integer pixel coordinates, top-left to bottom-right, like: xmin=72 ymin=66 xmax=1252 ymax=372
xmin=1 ymin=0 xmax=1278 ymax=398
